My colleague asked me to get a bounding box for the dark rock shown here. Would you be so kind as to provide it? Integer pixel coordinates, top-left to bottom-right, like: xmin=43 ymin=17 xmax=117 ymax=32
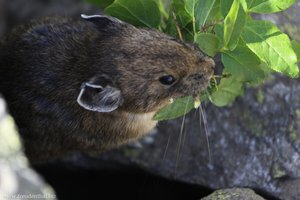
xmin=0 ymin=0 xmax=98 ymax=38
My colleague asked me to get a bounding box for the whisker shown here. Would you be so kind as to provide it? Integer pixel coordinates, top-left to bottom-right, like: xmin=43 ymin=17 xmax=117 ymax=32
xmin=163 ymin=132 xmax=172 ymax=161
xmin=175 ymin=112 xmax=186 ymax=177
xmin=198 ymin=105 xmax=203 ymax=132
xmin=206 ymin=90 xmax=213 ymax=103
xmin=199 ymin=104 xmax=212 ymax=163
xmin=181 ymin=118 xmax=189 ymax=153
xmin=193 ymin=108 xmax=198 ymax=118
xmin=174 ymin=98 xmax=190 ymax=176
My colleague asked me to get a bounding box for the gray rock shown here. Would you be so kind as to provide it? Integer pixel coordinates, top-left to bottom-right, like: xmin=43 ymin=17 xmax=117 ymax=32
xmin=96 ymin=4 xmax=300 ymax=199
xmin=98 ymin=74 xmax=300 ymax=200
xmin=0 ymin=95 xmax=57 ymax=200
xmin=201 ymin=188 xmax=265 ymax=200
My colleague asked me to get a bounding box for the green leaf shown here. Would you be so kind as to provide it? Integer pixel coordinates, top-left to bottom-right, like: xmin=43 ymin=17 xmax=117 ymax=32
xmin=86 ymin=0 xmax=114 ymax=8
xmin=165 ymin=20 xmax=194 ymax=42
xmin=175 ymin=13 xmax=193 ymax=29
xmin=210 ymin=76 xmax=244 ymax=107
xmin=222 ymin=45 xmax=266 ymax=83
xmin=195 ymin=33 xmax=221 ymax=57
xmin=105 ymin=0 xmax=161 ymax=28
xmin=153 ymin=96 xmax=194 ymax=121
xmin=154 ymin=0 xmax=169 ymax=19
xmin=185 ymin=0 xmax=197 ymax=16
xmin=246 ymin=0 xmax=296 ymax=14
xmin=223 ymin=0 xmax=246 ymax=50
xmin=214 ymin=24 xmax=224 ymax=46
xmin=172 ymin=0 xmax=193 ymax=27
xmin=292 ymin=40 xmax=300 ymax=62
xmin=195 ymin=0 xmax=217 ymax=29
xmin=166 ymin=0 xmax=193 ymax=32
xmin=165 ymin=0 xmax=195 ymax=42
xmin=241 ymin=20 xmax=299 ymax=78
xmin=205 ymin=0 xmax=223 ymax=26
xmin=239 ymin=0 xmax=248 ymax=11
xmin=220 ymin=0 xmax=233 ymax=17
xmin=186 ymin=0 xmax=222 ymax=30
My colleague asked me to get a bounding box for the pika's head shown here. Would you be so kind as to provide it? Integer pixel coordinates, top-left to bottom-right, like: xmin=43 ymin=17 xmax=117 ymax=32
xmin=77 ymin=15 xmax=214 ymax=114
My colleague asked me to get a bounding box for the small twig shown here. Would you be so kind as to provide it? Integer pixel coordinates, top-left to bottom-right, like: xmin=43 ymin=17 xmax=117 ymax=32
xmin=200 ymin=19 xmax=224 ymax=32
xmin=172 ymin=12 xmax=183 ymax=42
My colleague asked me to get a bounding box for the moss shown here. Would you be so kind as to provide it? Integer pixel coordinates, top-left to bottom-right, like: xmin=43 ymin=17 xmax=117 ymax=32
xmin=241 ymin=108 xmax=266 ymax=137
xmin=296 ymin=109 xmax=300 ymax=118
xmin=271 ymin=163 xmax=287 ymax=179
xmin=287 ymin=109 xmax=300 ymax=143
xmin=256 ymin=89 xmax=265 ymax=104
xmin=288 ymin=121 xmax=300 ymax=144
xmin=201 ymin=188 xmax=265 ymax=200
xmin=122 ymin=147 xmax=142 ymax=158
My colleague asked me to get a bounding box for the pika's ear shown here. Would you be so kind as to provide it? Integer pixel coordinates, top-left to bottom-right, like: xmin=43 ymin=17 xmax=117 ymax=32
xmin=81 ymin=14 xmax=124 ymax=30
xmin=77 ymin=76 xmax=123 ymax=112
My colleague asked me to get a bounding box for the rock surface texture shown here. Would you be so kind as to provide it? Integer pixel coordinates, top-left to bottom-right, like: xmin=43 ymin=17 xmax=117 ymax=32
xmin=201 ymin=188 xmax=265 ymax=200
xmin=98 ymin=75 xmax=300 ymax=200
xmin=96 ymin=4 xmax=300 ymax=200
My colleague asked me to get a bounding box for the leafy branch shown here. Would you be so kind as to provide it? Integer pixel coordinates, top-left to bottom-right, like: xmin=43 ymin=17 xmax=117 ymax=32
xmin=87 ymin=0 xmax=300 ymax=121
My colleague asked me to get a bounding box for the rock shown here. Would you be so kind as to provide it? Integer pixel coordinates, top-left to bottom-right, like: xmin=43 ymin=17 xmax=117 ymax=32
xmin=96 ymin=74 xmax=300 ymax=200
xmin=94 ymin=4 xmax=300 ymax=199
xmin=201 ymin=188 xmax=265 ymax=200
xmin=0 ymin=95 xmax=57 ymax=200
xmin=0 ymin=0 xmax=98 ymax=39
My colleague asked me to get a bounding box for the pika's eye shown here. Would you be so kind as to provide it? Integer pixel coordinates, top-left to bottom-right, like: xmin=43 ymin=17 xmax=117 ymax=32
xmin=159 ymin=75 xmax=176 ymax=85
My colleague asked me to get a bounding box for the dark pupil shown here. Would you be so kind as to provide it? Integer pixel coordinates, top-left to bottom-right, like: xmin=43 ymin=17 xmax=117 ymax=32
xmin=159 ymin=75 xmax=176 ymax=85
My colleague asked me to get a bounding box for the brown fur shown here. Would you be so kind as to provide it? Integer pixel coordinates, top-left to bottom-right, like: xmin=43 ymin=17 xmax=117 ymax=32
xmin=0 ymin=15 xmax=214 ymax=162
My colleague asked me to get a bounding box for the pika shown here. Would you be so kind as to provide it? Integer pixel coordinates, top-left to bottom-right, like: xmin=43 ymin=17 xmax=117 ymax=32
xmin=0 ymin=14 xmax=214 ymax=162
